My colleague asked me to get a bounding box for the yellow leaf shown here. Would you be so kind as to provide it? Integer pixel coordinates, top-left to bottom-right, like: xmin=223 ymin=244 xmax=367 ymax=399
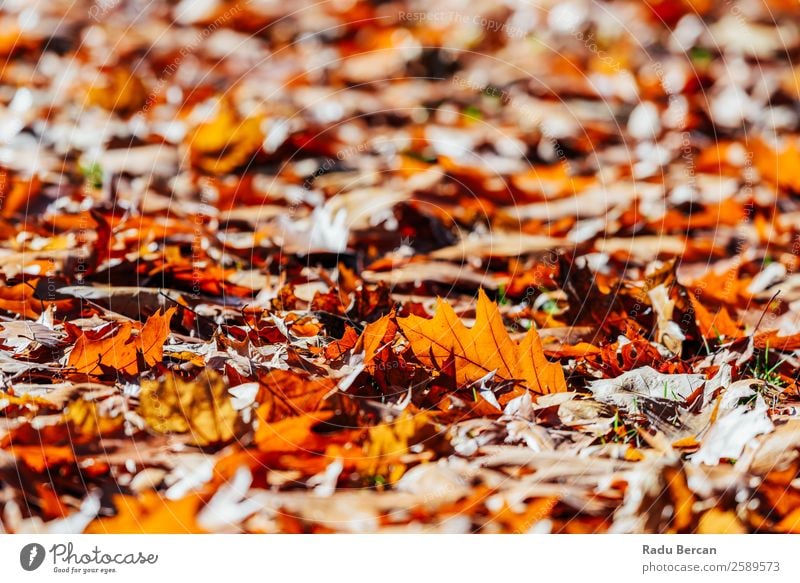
xmin=65 ymin=399 xmax=125 ymax=437
xmin=139 ymin=370 xmax=240 ymax=446
xmin=398 ymin=289 xmax=566 ymax=394
xmin=187 ymin=99 xmax=263 ymax=174
xmin=362 ymin=411 xmax=432 ymax=482
xmin=624 ymin=447 xmax=645 ymax=461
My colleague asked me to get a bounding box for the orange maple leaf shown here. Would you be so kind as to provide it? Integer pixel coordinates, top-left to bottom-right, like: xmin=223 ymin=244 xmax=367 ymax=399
xmin=398 ymin=289 xmax=566 ymax=394
xmin=68 ymin=307 xmax=176 ymax=375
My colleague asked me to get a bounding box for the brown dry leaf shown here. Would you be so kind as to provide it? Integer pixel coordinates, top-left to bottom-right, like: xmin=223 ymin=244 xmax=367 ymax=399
xmin=85 ymin=491 xmax=205 ymax=533
xmin=68 ymin=308 xmax=175 ymax=376
xmin=5 ymin=0 xmax=800 ymax=536
xmin=398 ymin=289 xmax=566 ymax=394
xmin=139 ymin=369 xmax=240 ymax=446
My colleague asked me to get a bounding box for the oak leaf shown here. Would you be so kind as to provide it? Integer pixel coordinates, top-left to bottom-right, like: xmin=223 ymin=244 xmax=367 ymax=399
xmin=398 ymin=290 xmax=566 ymax=394
xmin=68 ymin=307 xmax=175 ymax=376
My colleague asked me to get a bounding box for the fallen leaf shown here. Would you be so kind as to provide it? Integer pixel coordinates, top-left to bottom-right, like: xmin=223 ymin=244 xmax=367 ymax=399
xmin=187 ymin=99 xmax=263 ymax=173
xmin=254 ymin=410 xmax=334 ymax=453
xmin=398 ymin=289 xmax=566 ymax=394
xmin=255 ymin=370 xmax=333 ymax=423
xmin=68 ymin=308 xmax=175 ymax=376
xmin=86 ymin=491 xmax=205 ymax=534
xmin=86 ymin=68 xmax=147 ymax=115
xmin=689 ymin=293 xmax=742 ymax=339
xmin=139 ymin=369 xmax=240 ymax=446
xmin=361 ymin=411 xmax=435 ymax=483
xmin=692 ymin=387 xmax=774 ymax=465
xmin=357 ymin=310 xmax=398 ymax=365
xmin=589 ymin=367 xmax=704 ymax=403
xmin=7 ymin=445 xmax=75 ymax=472
xmin=65 ymin=398 xmax=125 ymax=437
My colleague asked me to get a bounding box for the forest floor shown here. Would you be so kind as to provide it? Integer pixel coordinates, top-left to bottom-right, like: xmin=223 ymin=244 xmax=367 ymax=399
xmin=1 ymin=0 xmax=800 ymax=533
